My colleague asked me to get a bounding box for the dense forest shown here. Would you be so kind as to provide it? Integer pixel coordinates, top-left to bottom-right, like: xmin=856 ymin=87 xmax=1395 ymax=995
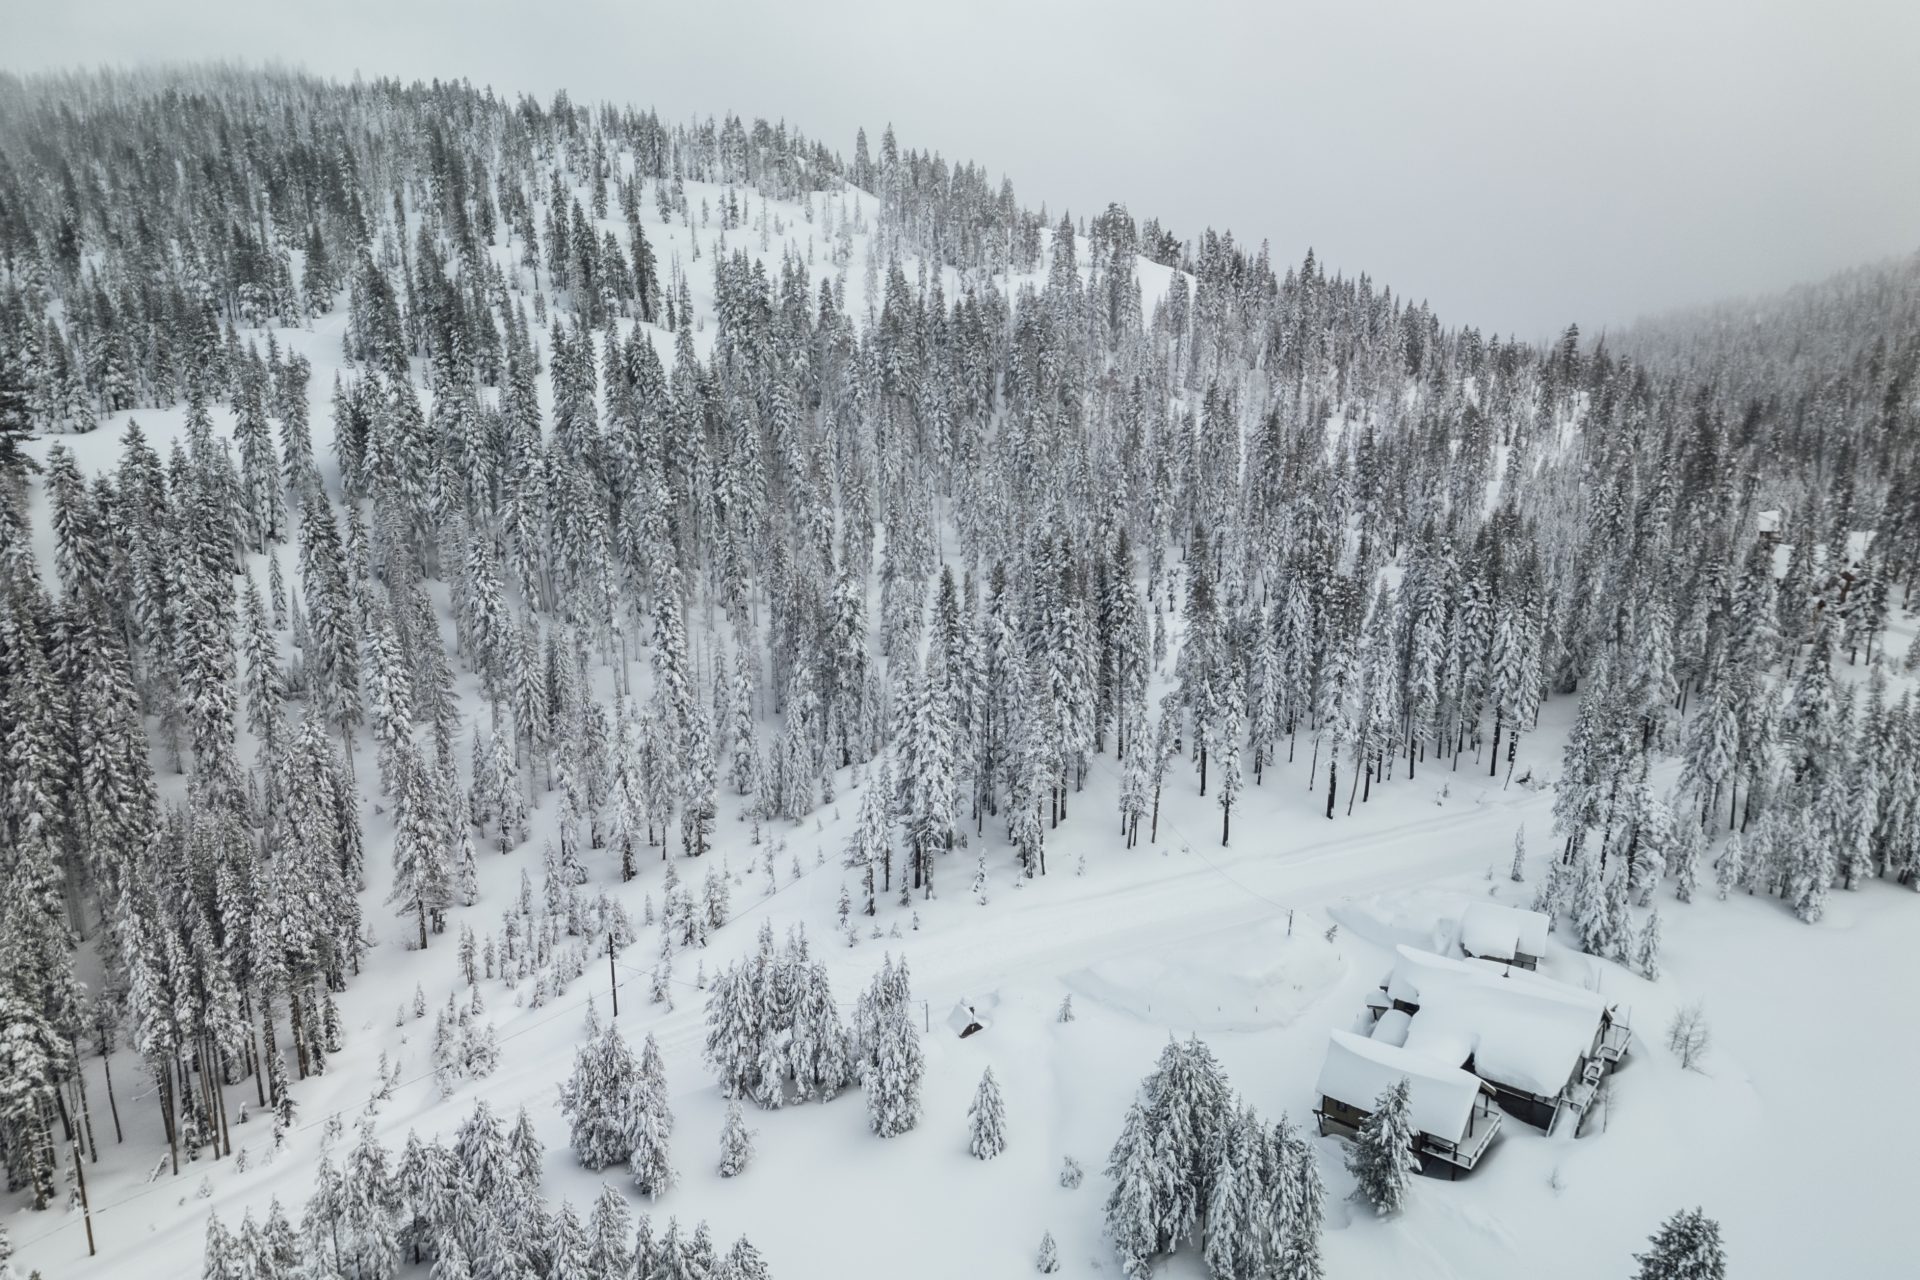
xmin=0 ymin=64 xmax=1914 ymax=1279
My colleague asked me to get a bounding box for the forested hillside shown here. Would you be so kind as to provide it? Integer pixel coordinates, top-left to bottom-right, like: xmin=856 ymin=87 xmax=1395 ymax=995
xmin=0 ymin=65 xmax=1915 ymax=1280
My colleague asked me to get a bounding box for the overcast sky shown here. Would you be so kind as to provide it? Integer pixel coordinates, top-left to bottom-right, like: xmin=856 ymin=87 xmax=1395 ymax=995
xmin=6 ymin=0 xmax=1916 ymax=340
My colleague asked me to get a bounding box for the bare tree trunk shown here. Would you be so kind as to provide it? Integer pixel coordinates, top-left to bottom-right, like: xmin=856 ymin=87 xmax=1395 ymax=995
xmin=160 ymin=1065 xmax=179 ymax=1176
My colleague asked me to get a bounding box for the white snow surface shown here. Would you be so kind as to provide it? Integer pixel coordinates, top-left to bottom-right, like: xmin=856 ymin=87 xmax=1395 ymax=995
xmin=7 ymin=171 xmax=1920 ymax=1280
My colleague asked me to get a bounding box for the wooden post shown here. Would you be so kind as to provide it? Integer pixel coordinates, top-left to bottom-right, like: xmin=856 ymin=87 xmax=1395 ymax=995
xmin=608 ymin=934 xmax=619 ymax=1018
xmin=73 ymin=1065 xmax=98 ymax=1164
xmin=74 ymin=1140 xmax=96 ymax=1257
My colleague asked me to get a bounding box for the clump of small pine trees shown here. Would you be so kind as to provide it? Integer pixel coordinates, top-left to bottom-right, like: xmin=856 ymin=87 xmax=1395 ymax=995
xmin=1102 ymin=1036 xmax=1325 ymax=1280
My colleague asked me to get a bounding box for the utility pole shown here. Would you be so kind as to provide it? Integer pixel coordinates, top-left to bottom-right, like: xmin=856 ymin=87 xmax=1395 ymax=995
xmin=608 ymin=934 xmax=619 ymax=1018
xmin=74 ymin=1140 xmax=96 ymax=1257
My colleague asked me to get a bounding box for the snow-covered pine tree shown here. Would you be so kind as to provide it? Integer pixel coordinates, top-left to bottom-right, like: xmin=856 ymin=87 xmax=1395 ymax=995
xmin=1715 ymin=832 xmax=1748 ymax=900
xmin=1346 ymin=1078 xmax=1419 ymax=1214
xmin=718 ymin=1100 xmax=754 ymax=1177
xmin=390 ymin=748 xmax=453 ymax=949
xmin=1103 ymin=1098 xmax=1158 ymax=1280
xmin=1637 ymin=908 xmax=1663 ymax=980
xmin=558 ymin=1022 xmax=645 ymax=1171
xmin=1036 ymin=1230 xmax=1060 ymax=1274
xmin=1632 ymin=1207 xmax=1727 ymax=1280
xmin=968 ymin=1066 xmax=1007 ymax=1159
xmin=1270 ymin=1116 xmax=1326 ymax=1280
xmin=585 ymin=1184 xmax=633 ymax=1280
xmin=861 ymin=957 xmax=925 ymax=1137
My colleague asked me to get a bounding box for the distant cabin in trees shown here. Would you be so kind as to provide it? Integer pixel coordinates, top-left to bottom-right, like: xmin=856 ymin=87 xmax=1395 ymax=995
xmin=1314 ymin=1031 xmax=1502 ymax=1178
xmin=1456 ymin=903 xmax=1549 ymax=970
xmin=1349 ymin=945 xmax=1631 ymax=1138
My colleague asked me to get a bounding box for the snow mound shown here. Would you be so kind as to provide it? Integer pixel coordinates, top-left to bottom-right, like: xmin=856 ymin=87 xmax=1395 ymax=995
xmin=1328 ymin=891 xmax=1458 ymax=954
xmin=1064 ymin=918 xmax=1344 ymax=1032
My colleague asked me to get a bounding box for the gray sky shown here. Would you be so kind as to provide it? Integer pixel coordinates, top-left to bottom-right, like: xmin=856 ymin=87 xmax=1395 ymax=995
xmin=6 ymin=0 xmax=1917 ymax=340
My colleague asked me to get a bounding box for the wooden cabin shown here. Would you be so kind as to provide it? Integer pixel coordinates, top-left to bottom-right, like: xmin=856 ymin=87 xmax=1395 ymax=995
xmin=1314 ymin=1030 xmax=1503 ymax=1177
xmin=1369 ymin=945 xmax=1632 ymax=1137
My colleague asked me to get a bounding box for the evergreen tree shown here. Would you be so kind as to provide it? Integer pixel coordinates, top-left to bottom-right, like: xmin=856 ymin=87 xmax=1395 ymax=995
xmin=861 ymin=957 xmax=924 ymax=1137
xmin=1104 ymin=1098 xmax=1158 ymax=1280
xmin=1632 ymin=1207 xmax=1727 ymax=1280
xmin=1346 ymin=1078 xmax=1418 ymax=1215
xmin=1036 ymin=1229 xmax=1060 ymax=1274
xmin=968 ymin=1066 xmax=1007 ymax=1159
xmin=389 ymin=749 xmax=453 ymax=949
xmin=558 ymin=1022 xmax=647 ymax=1172
xmin=718 ymin=1099 xmax=754 ymax=1177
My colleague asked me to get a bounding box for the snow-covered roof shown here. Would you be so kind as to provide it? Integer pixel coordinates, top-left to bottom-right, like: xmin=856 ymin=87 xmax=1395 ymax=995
xmin=1459 ymin=903 xmax=1550 ymax=961
xmin=945 ymin=999 xmax=990 ymax=1036
xmin=1316 ymin=1030 xmax=1483 ymax=1142
xmin=1371 ymin=1008 xmax=1412 ymax=1048
xmin=1386 ymin=946 xmax=1610 ymax=1098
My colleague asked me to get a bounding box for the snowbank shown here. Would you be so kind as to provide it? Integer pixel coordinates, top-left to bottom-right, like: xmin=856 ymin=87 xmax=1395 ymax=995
xmin=1064 ymin=918 xmax=1344 ymax=1033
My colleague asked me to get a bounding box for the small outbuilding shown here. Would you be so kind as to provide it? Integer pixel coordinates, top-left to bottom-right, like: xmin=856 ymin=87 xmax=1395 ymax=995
xmin=946 ymin=999 xmax=989 ymax=1038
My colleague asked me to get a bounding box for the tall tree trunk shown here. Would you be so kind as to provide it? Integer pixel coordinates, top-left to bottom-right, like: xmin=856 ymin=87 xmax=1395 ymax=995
xmin=290 ymin=990 xmax=311 ymax=1080
xmin=213 ymin=1051 xmax=232 ymax=1157
xmin=160 ymin=1065 xmax=179 ymax=1176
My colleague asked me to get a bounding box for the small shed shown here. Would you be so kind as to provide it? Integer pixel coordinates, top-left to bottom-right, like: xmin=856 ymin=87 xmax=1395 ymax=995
xmin=946 ymin=999 xmax=988 ymax=1038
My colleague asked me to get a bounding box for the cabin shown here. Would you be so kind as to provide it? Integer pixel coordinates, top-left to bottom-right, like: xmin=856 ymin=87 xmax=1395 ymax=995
xmin=1313 ymin=1030 xmax=1502 ymax=1177
xmin=1370 ymin=945 xmax=1631 ymax=1135
xmin=1457 ymin=903 xmax=1549 ymax=970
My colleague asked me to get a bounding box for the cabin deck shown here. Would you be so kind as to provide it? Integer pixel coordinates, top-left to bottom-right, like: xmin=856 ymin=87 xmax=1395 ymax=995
xmin=1596 ymin=1020 xmax=1633 ymax=1063
xmin=1418 ymin=1096 xmax=1502 ymax=1172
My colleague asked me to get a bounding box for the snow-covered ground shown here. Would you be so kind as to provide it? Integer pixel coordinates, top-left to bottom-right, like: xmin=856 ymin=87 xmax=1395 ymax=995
xmin=10 ymin=173 xmax=1917 ymax=1280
